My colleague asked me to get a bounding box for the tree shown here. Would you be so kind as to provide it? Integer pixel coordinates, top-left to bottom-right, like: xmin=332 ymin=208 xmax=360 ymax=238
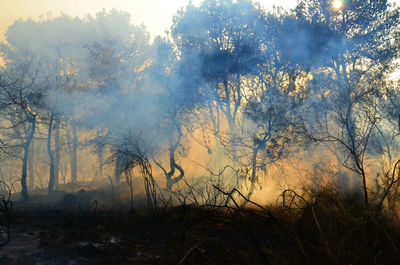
xmin=241 ymin=14 xmax=311 ymax=197
xmin=171 ymin=0 xmax=267 ymax=185
xmin=1 ymin=14 xmax=89 ymax=190
xmin=1 ymin=10 xmax=152 ymax=189
xmin=0 ymin=53 xmax=43 ymax=200
xmin=82 ymin=10 xmax=153 ymax=184
xmin=298 ymin=0 xmax=400 ymax=206
xmin=42 ymin=49 xmax=76 ymax=192
xmin=144 ymin=37 xmax=200 ymax=190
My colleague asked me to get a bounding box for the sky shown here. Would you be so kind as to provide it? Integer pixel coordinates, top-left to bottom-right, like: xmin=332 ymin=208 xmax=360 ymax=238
xmin=1 ymin=0 xmax=400 ymax=39
xmin=0 ymin=0 xmax=298 ymax=40
xmin=1 ymin=0 xmax=399 ymax=39
xmin=0 ymin=0 xmax=399 ymax=77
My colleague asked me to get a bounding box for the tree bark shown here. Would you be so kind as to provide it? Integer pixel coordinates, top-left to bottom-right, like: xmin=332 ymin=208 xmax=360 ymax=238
xmin=21 ymin=116 xmax=36 ymax=201
xmin=71 ymin=118 xmax=78 ymax=183
xmin=47 ymin=115 xmax=55 ymax=193
xmin=248 ymin=146 xmax=260 ymax=199
xmin=165 ymin=148 xmax=184 ymax=189
xmin=115 ymin=153 xmax=122 ymax=184
xmin=54 ymin=119 xmax=60 ymax=186
xmin=28 ymin=140 xmax=34 ymax=191
xmin=98 ymin=149 xmax=103 ymax=180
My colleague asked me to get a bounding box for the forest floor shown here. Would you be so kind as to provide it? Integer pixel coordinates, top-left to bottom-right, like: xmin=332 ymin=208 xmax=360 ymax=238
xmin=1 ymin=201 xmax=270 ymax=265
xmin=0 ymin=188 xmax=400 ymax=265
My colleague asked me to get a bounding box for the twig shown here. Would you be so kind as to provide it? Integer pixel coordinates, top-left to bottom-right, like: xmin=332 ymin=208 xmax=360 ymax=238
xmin=178 ymin=238 xmax=208 ymax=265
xmin=311 ymin=206 xmax=334 ymax=264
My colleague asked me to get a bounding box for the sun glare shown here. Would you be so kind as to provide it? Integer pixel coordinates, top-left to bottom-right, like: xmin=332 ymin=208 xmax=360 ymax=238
xmin=333 ymin=0 xmax=342 ymax=9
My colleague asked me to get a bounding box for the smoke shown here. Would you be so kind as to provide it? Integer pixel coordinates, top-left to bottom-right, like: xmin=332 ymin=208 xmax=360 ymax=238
xmin=0 ymin=0 xmax=398 ymax=206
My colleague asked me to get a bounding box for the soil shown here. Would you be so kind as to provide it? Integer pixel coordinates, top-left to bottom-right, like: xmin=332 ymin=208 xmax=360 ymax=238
xmin=0 ymin=190 xmax=400 ymax=265
xmin=0 ymin=201 xmax=269 ymax=265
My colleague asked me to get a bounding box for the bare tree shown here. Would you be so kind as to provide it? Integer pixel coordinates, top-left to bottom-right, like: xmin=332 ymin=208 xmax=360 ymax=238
xmin=171 ymin=0 xmax=266 ymax=184
xmin=299 ymin=0 xmax=400 ymax=206
xmin=0 ymin=53 xmax=43 ymax=200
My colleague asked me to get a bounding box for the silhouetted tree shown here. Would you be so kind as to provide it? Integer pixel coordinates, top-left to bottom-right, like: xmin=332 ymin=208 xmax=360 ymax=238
xmin=1 ymin=14 xmax=90 ymax=189
xmin=145 ymin=37 xmax=200 ymax=189
xmin=172 ymin=0 xmax=267 ymax=186
xmin=240 ymin=12 xmax=312 ymax=197
xmin=0 ymin=53 xmax=43 ymax=200
xmin=299 ymin=0 xmax=400 ymax=206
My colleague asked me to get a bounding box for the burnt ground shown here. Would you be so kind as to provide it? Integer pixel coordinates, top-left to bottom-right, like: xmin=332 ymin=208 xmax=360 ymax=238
xmin=0 ymin=203 xmax=275 ymax=265
xmin=1 ymin=190 xmax=400 ymax=265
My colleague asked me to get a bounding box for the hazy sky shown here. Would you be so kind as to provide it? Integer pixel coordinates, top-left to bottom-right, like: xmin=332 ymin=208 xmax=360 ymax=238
xmin=2 ymin=0 xmax=400 ymax=39
xmin=0 ymin=0 xmax=298 ymax=40
xmin=0 ymin=0 xmax=399 ymax=76
xmin=1 ymin=0 xmax=400 ymax=39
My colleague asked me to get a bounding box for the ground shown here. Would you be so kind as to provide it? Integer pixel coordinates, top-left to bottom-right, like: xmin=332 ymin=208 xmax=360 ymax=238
xmin=0 ymin=202 xmax=263 ymax=265
xmin=0 ymin=188 xmax=400 ymax=265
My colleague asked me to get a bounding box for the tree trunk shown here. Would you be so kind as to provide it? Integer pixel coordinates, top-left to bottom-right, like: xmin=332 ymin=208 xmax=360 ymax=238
xmin=28 ymin=140 xmax=34 ymax=191
xmin=71 ymin=118 xmax=78 ymax=183
xmin=21 ymin=117 xmax=36 ymax=201
xmin=96 ymin=129 xmax=104 ymax=180
xmin=361 ymin=169 xmax=369 ymax=207
xmin=98 ymin=149 xmax=103 ymax=180
xmin=165 ymin=150 xmax=184 ymax=189
xmin=54 ymin=119 xmax=60 ymax=187
xmin=21 ymin=145 xmax=30 ymax=201
xmin=47 ymin=115 xmax=55 ymax=193
xmin=248 ymin=146 xmax=260 ymax=199
xmin=114 ymin=152 xmax=123 ymax=184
